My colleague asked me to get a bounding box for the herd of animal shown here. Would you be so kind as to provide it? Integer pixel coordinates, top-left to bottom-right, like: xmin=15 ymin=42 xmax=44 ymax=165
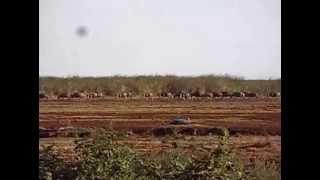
xmin=39 ymin=91 xmax=103 ymax=100
xmin=39 ymin=90 xmax=280 ymax=100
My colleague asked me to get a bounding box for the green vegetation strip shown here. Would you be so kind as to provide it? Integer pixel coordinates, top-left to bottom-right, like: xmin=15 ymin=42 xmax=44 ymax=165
xmin=40 ymin=129 xmax=280 ymax=180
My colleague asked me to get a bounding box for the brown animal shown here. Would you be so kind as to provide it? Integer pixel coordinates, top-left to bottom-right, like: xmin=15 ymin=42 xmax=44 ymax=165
xmin=39 ymin=92 xmax=49 ymax=99
xmin=87 ymin=92 xmax=98 ymax=99
xmin=97 ymin=92 xmax=104 ymax=98
xmin=160 ymin=92 xmax=174 ymax=99
xmin=184 ymin=92 xmax=191 ymax=99
xmin=177 ymin=91 xmax=190 ymax=100
xmin=268 ymin=91 xmax=280 ymax=97
xmin=57 ymin=92 xmax=69 ymax=99
xmin=127 ymin=92 xmax=133 ymax=98
xmin=244 ymin=92 xmax=257 ymax=97
xmin=119 ymin=92 xmax=128 ymax=98
xmin=70 ymin=92 xmax=87 ymax=98
xmin=212 ymin=91 xmax=222 ymax=97
xmin=167 ymin=92 xmax=174 ymax=99
xmin=231 ymin=92 xmax=245 ymax=97
xmin=221 ymin=91 xmax=232 ymax=97
xmin=174 ymin=93 xmax=181 ymax=98
xmin=160 ymin=92 xmax=166 ymax=97
xmin=201 ymin=92 xmax=213 ymax=98
xmin=191 ymin=89 xmax=205 ymax=98
xmin=172 ymin=91 xmax=186 ymax=100
xmin=144 ymin=92 xmax=153 ymax=98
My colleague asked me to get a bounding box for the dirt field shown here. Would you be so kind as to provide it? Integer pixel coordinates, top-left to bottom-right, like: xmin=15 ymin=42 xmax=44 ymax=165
xmin=39 ymin=97 xmax=281 ymax=163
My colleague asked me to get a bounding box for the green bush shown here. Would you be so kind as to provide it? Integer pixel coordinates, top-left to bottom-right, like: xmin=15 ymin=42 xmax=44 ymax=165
xmin=39 ymin=145 xmax=64 ymax=180
xmin=74 ymin=129 xmax=142 ymax=180
xmin=40 ymin=129 xmax=280 ymax=180
xmin=246 ymin=160 xmax=280 ymax=180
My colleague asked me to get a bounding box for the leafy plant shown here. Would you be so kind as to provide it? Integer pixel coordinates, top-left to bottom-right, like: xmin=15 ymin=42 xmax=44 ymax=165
xmin=39 ymin=145 xmax=64 ymax=180
xmin=74 ymin=129 xmax=141 ymax=180
xmin=39 ymin=129 xmax=280 ymax=180
xmin=246 ymin=160 xmax=280 ymax=180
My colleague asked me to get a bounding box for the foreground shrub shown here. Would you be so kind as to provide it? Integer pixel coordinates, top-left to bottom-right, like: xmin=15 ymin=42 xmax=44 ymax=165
xmin=246 ymin=160 xmax=280 ymax=180
xmin=39 ymin=145 xmax=63 ymax=180
xmin=39 ymin=144 xmax=78 ymax=180
xmin=40 ymin=129 xmax=280 ymax=180
xmin=74 ymin=129 xmax=141 ymax=180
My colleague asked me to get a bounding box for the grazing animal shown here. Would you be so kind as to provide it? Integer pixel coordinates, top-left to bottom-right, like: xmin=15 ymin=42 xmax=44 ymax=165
xmin=119 ymin=92 xmax=128 ymax=98
xmin=144 ymin=92 xmax=154 ymax=101
xmin=189 ymin=91 xmax=199 ymax=100
xmin=184 ymin=92 xmax=191 ymax=100
xmin=201 ymin=92 xmax=213 ymax=98
xmin=160 ymin=92 xmax=174 ymax=99
xmin=87 ymin=92 xmax=98 ymax=99
xmin=173 ymin=91 xmax=189 ymax=100
xmin=39 ymin=93 xmax=49 ymax=99
xmin=167 ymin=92 xmax=174 ymax=99
xmin=144 ymin=92 xmax=153 ymax=97
xmin=221 ymin=91 xmax=232 ymax=97
xmin=231 ymin=92 xmax=245 ymax=97
xmin=70 ymin=92 xmax=87 ymax=98
xmin=268 ymin=91 xmax=280 ymax=97
xmin=177 ymin=91 xmax=189 ymax=100
xmin=174 ymin=93 xmax=181 ymax=99
xmin=58 ymin=93 xmax=69 ymax=99
xmin=212 ymin=91 xmax=222 ymax=97
xmin=127 ymin=92 xmax=133 ymax=98
xmin=191 ymin=89 xmax=205 ymax=98
xmin=244 ymin=92 xmax=257 ymax=97
xmin=97 ymin=92 xmax=104 ymax=98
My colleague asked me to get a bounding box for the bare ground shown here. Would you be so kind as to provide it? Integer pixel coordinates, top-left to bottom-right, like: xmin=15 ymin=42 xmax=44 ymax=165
xmin=39 ymin=97 xmax=281 ymax=162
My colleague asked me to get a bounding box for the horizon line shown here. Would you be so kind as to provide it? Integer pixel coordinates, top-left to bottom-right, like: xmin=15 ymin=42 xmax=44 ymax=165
xmin=39 ymin=73 xmax=281 ymax=80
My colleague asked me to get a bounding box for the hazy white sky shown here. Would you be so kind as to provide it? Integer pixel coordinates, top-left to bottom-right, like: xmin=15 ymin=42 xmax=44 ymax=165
xmin=39 ymin=0 xmax=281 ymax=79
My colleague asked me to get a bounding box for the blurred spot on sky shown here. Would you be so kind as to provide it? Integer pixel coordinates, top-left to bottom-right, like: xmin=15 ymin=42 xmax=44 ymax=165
xmin=76 ymin=26 xmax=88 ymax=37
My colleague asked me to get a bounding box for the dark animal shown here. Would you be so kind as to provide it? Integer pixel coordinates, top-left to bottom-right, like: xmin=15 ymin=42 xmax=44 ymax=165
xmin=161 ymin=92 xmax=174 ymax=99
xmin=174 ymin=90 xmax=191 ymax=100
xmin=127 ymin=92 xmax=133 ymax=98
xmin=174 ymin=93 xmax=181 ymax=98
xmin=268 ymin=91 xmax=280 ymax=97
xmin=231 ymin=92 xmax=245 ymax=97
xmin=70 ymin=92 xmax=87 ymax=98
xmin=97 ymin=92 xmax=104 ymax=98
xmin=178 ymin=91 xmax=190 ymax=100
xmin=39 ymin=93 xmax=49 ymax=99
xmin=144 ymin=92 xmax=153 ymax=98
xmin=201 ymin=92 xmax=213 ymax=98
xmin=119 ymin=92 xmax=128 ymax=98
xmin=244 ymin=92 xmax=257 ymax=97
xmin=58 ymin=93 xmax=69 ymax=99
xmin=87 ymin=92 xmax=98 ymax=99
xmin=191 ymin=89 xmax=205 ymax=98
xmin=221 ymin=91 xmax=232 ymax=97
xmin=212 ymin=91 xmax=222 ymax=97
xmin=167 ymin=92 xmax=174 ymax=99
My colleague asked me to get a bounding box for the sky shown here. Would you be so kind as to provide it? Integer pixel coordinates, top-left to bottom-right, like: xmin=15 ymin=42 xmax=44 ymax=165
xmin=39 ymin=0 xmax=281 ymax=80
